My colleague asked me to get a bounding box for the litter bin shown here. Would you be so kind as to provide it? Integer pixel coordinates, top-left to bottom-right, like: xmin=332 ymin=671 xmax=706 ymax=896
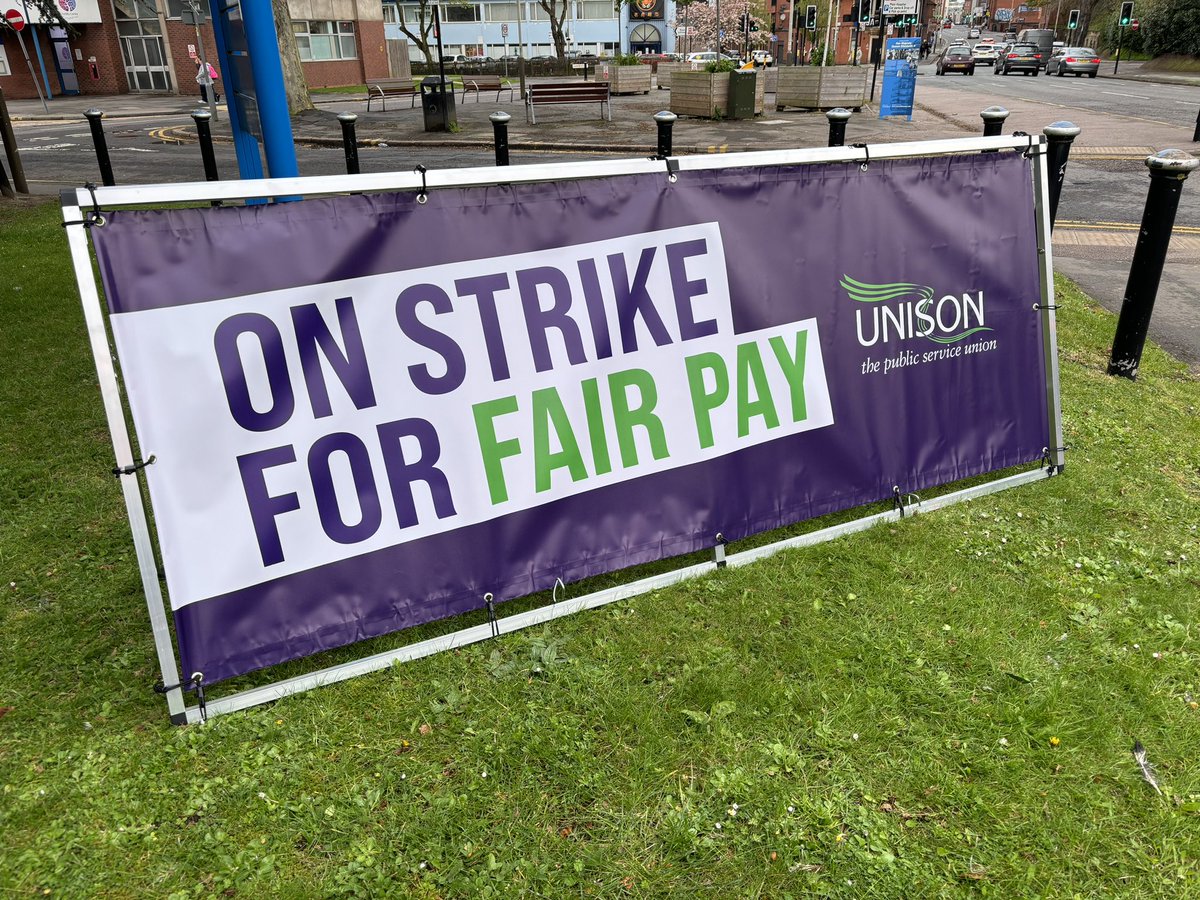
xmin=421 ymin=75 xmax=457 ymax=132
xmin=728 ymin=69 xmax=756 ymax=120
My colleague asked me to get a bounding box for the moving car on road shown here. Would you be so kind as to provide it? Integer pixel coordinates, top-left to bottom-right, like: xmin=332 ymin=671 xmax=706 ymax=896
xmin=936 ymin=45 xmax=976 ymax=75
xmin=967 ymin=27 xmax=981 ymax=39
xmin=1046 ymin=46 xmax=1100 ymax=77
xmin=971 ymin=43 xmax=999 ymax=65
xmin=1016 ymin=28 xmax=1055 ymax=67
xmin=995 ymin=42 xmax=1042 ymax=76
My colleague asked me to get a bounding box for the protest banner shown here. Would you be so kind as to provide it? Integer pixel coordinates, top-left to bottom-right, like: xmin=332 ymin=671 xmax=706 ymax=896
xmin=65 ymin=137 xmax=1064 ymax=722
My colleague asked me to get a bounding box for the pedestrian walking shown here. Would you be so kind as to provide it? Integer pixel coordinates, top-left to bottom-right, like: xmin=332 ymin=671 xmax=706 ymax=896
xmin=196 ymin=61 xmax=220 ymax=103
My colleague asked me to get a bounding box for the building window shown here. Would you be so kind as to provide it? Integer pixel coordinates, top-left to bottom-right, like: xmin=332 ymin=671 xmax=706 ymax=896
xmin=293 ymin=21 xmax=357 ymax=61
xmin=579 ymin=0 xmax=615 ymax=18
xmin=382 ymin=2 xmax=399 ymax=23
xmin=442 ymin=3 xmax=480 ymax=21
xmin=0 ymin=42 xmax=10 ymax=76
xmin=486 ymin=2 xmax=519 ymax=21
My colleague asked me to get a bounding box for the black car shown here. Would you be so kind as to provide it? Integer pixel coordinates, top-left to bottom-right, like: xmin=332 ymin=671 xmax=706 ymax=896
xmin=996 ymin=42 xmax=1042 ymax=75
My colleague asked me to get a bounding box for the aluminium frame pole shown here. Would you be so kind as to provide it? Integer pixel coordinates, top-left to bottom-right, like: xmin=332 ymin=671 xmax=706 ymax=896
xmin=1029 ymin=136 xmax=1066 ymax=473
xmin=60 ymin=197 xmax=187 ymax=723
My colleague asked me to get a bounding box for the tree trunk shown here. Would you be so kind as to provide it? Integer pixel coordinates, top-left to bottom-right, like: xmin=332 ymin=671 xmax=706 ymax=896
xmin=271 ymin=0 xmax=315 ymax=114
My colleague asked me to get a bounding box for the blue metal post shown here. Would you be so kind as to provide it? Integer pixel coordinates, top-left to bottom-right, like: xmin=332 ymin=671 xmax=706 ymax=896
xmin=21 ymin=4 xmax=54 ymax=99
xmin=206 ymin=0 xmax=265 ymax=181
xmin=241 ymin=0 xmax=299 ymax=179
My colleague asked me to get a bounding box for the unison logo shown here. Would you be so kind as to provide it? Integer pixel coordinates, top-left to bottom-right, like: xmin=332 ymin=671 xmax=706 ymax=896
xmin=842 ymin=276 xmax=993 ymax=348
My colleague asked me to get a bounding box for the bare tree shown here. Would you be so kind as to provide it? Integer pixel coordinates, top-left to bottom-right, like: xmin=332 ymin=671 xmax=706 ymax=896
xmin=537 ymin=0 xmax=571 ymax=58
xmin=397 ymin=0 xmax=439 ymax=61
xmin=271 ymin=0 xmax=314 ymax=113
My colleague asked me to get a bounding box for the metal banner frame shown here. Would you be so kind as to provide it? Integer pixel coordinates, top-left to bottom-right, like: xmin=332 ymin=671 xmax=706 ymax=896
xmin=61 ymin=134 xmax=1064 ymax=725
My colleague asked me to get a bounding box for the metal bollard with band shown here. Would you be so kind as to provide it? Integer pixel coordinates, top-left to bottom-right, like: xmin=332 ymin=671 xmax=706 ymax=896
xmin=980 ymin=106 xmax=1009 ymax=153
xmin=1042 ymin=121 xmax=1080 ymax=231
xmin=83 ymin=108 xmax=115 ymax=187
xmin=825 ymin=108 xmax=851 ymax=148
xmin=654 ymin=110 xmax=677 ymax=159
xmin=190 ymin=109 xmax=220 ymax=184
xmin=337 ymin=112 xmax=360 ymax=175
xmin=490 ymin=111 xmax=511 ymax=167
xmin=1107 ymin=149 xmax=1199 ymax=380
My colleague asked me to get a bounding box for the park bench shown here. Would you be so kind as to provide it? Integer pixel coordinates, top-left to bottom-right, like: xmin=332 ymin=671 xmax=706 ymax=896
xmin=461 ymin=74 xmax=515 ymax=102
xmin=366 ymin=78 xmax=419 ymax=112
xmin=525 ymin=82 xmax=611 ymax=124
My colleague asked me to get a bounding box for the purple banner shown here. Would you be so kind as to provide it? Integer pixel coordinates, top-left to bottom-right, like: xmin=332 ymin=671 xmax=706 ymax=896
xmin=92 ymin=153 xmax=1048 ymax=685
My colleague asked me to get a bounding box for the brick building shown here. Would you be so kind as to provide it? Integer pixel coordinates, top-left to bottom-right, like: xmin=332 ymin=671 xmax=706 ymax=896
xmin=0 ymin=0 xmax=386 ymax=100
xmin=766 ymin=0 xmax=938 ymax=66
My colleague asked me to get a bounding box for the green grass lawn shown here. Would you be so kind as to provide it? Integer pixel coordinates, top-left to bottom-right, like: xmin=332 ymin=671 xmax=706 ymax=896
xmin=2 ymin=197 xmax=1199 ymax=897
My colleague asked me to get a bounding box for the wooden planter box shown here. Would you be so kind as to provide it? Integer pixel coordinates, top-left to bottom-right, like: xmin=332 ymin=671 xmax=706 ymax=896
xmin=602 ymin=64 xmax=651 ymax=95
xmin=655 ymin=61 xmax=682 ymax=90
xmin=670 ymin=70 xmax=765 ymax=118
xmin=776 ymin=66 xmax=869 ymax=110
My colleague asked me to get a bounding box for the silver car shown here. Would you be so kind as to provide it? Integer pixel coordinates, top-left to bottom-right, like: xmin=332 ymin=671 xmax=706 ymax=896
xmin=1046 ymin=46 xmax=1100 ymax=78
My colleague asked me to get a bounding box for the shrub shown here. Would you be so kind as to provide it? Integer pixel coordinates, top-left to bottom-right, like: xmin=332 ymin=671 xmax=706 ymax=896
xmin=1141 ymin=0 xmax=1200 ymax=57
xmin=704 ymin=58 xmax=740 ymax=73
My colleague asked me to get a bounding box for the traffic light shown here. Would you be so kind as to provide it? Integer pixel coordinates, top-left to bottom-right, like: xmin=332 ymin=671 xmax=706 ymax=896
xmin=1119 ymin=1 xmax=1133 ymax=26
xmin=805 ymin=4 xmax=817 ymax=30
xmin=859 ymin=0 xmax=871 ymax=23
xmin=1067 ymin=8 xmax=1079 ymax=29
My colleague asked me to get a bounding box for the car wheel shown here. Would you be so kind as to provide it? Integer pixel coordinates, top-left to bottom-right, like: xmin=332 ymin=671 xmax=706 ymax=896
xmin=1032 ymin=69 xmax=1038 ymax=76
xmin=1088 ymin=72 xmax=1096 ymax=78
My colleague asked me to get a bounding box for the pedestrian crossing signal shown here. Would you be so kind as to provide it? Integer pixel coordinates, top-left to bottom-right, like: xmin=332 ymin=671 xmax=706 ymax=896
xmin=1119 ymin=1 xmax=1133 ymax=26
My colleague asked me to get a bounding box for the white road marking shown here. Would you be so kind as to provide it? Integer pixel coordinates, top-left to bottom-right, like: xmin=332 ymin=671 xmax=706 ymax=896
xmin=1101 ymin=90 xmax=1151 ymax=99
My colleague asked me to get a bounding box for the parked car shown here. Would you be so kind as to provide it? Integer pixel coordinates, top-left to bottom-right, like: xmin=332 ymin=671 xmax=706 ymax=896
xmin=995 ymin=41 xmax=1042 ymax=75
xmin=1046 ymin=46 xmax=1100 ymax=78
xmin=936 ymin=45 xmax=976 ymax=75
xmin=971 ymin=42 xmax=998 ymax=65
xmin=751 ymin=49 xmax=774 ymax=66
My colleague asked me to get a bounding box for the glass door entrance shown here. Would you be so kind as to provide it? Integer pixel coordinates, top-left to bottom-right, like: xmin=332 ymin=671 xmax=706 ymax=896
xmin=118 ymin=20 xmax=173 ymax=91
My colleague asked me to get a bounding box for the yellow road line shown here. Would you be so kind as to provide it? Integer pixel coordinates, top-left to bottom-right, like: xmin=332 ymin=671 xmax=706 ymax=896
xmin=1057 ymin=220 xmax=1200 ymax=235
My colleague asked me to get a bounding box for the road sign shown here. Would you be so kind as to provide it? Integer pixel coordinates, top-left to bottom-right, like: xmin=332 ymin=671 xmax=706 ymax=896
xmin=501 ymin=22 xmax=508 ymax=36
xmin=4 ymin=8 xmax=25 ymax=31
xmin=1131 ymin=18 xmax=1139 ymax=30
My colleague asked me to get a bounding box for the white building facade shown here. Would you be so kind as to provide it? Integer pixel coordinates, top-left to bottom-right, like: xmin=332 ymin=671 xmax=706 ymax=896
xmin=384 ymin=0 xmax=679 ymax=61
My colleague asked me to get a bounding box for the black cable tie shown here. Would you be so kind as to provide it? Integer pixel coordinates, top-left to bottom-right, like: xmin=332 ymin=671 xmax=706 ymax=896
xmin=112 ymin=454 xmax=156 ymax=477
xmin=1040 ymin=445 xmax=1069 ymax=474
xmin=484 ymin=592 xmax=499 ymax=638
xmin=153 ymin=672 xmax=207 ymax=722
xmin=1011 ymin=131 xmax=1035 ymax=158
xmin=1032 ymin=302 xmax=1059 ymax=311
xmin=665 ymin=157 xmax=679 ymax=183
xmin=851 ymin=142 xmax=870 ymax=171
xmin=714 ymin=532 xmax=728 ymax=569
xmin=414 ymin=164 xmax=429 ymax=204
xmin=62 ymin=183 xmax=108 ymax=229
xmin=892 ymin=487 xmax=916 ymax=520
xmin=191 ymin=673 xmax=207 ymax=723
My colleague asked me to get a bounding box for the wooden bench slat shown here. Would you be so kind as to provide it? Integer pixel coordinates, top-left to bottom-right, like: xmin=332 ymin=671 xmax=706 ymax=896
xmin=461 ymin=75 xmax=515 ymax=102
xmin=366 ymin=79 xmax=420 ymax=112
xmin=524 ymin=82 xmax=611 ymax=124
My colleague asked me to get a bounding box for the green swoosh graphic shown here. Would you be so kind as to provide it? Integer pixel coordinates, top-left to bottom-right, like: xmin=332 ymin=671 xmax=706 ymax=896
xmin=924 ymin=327 xmax=994 ymax=344
xmin=840 ymin=276 xmax=934 ymax=304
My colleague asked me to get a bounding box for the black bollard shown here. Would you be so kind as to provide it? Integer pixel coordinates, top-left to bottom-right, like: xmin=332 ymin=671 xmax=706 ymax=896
xmin=980 ymin=106 xmax=1008 ymax=153
xmin=1107 ymin=150 xmax=1199 ymax=380
xmin=337 ymin=112 xmax=360 ymax=175
xmin=83 ymin=108 xmax=115 ymax=187
xmin=191 ymin=109 xmax=220 ymax=183
xmin=490 ymin=110 xmax=511 ymax=166
xmin=1042 ymin=121 xmax=1080 ymax=231
xmin=1194 ymin=108 xmax=1199 ymax=144
xmin=825 ymin=107 xmax=851 ymax=148
xmin=654 ymin=110 xmax=677 ymax=158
